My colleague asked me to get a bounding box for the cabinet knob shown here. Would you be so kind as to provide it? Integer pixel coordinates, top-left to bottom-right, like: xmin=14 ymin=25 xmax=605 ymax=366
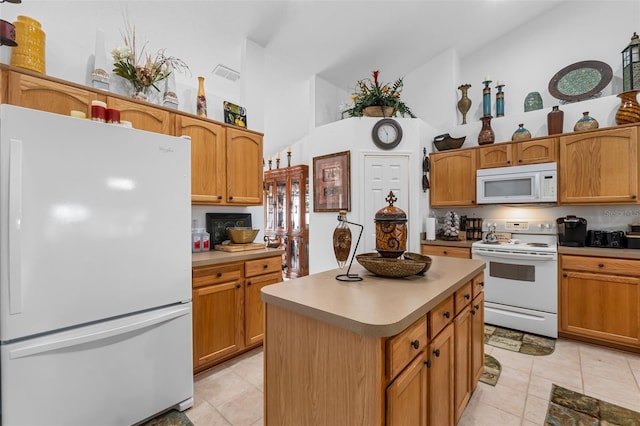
xmin=507 ymin=161 xmax=511 ymax=164
xmin=411 ymin=340 xmax=420 ymax=350
xmin=632 ymin=195 xmax=637 ymax=200
xmin=236 ymin=284 xmax=241 ymax=289
xmin=217 ymin=195 xmax=223 ymax=200
xmin=471 ymin=310 xmax=476 ymax=315
xmin=217 ymin=272 xmax=222 ymax=278
xmin=433 ymin=349 xmax=441 ymax=357
xmin=474 ymin=304 xmax=480 ymax=310
xmin=518 ymin=159 xmax=522 ymax=163
xmin=464 ymin=294 xmax=470 ymax=300
xmin=443 ymin=311 xmax=450 ymax=319
xmin=479 ymin=281 xmax=485 ymax=287
xmin=263 ymin=264 xmax=268 ymax=269
xmin=424 ymin=360 xmax=432 ymax=368
xmin=563 ymin=273 xmax=568 ymax=278
xmin=229 ymin=196 xmax=234 ymax=200
xmin=247 ymin=281 xmax=252 ymax=286
xmin=443 ymin=251 xmax=448 ymax=255
xmin=598 ymin=263 xmax=604 ymax=268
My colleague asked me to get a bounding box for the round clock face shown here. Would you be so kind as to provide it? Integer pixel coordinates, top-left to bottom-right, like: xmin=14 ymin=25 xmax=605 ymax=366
xmin=372 ymin=119 xmax=403 ymax=149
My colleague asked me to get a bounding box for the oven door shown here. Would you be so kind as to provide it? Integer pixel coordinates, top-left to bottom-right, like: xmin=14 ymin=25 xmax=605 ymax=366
xmin=471 ymin=248 xmax=558 ymax=313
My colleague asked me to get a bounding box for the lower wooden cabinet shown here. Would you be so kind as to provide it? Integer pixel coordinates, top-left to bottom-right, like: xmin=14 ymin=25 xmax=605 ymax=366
xmin=560 ymin=254 xmax=640 ymax=349
xmin=192 ymin=255 xmax=283 ymax=373
xmin=454 ymin=305 xmax=472 ymax=423
xmin=428 ymin=322 xmax=455 ymax=426
xmin=386 ymin=351 xmax=428 ymax=426
xmin=421 ymin=244 xmax=471 ymax=259
xmin=471 ymin=292 xmax=485 ymax=389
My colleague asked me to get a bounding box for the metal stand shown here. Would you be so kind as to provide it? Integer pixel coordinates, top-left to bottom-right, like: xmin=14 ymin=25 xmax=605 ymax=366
xmin=335 ymin=216 xmax=364 ymax=282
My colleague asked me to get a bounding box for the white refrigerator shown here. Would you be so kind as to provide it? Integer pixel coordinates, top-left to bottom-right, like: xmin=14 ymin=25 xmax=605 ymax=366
xmin=0 ymin=105 xmax=193 ymax=425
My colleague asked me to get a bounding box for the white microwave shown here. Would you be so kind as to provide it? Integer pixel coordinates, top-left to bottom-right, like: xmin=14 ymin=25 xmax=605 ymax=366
xmin=476 ymin=162 xmax=557 ymax=204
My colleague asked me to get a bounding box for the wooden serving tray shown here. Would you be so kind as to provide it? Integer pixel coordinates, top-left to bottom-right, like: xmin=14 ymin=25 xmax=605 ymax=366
xmin=214 ymin=243 xmax=265 ymax=252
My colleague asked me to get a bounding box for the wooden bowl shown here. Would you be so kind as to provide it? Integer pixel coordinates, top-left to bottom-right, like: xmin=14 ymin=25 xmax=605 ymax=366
xmin=226 ymin=227 xmax=259 ymax=244
xmin=356 ymin=253 xmax=430 ymax=278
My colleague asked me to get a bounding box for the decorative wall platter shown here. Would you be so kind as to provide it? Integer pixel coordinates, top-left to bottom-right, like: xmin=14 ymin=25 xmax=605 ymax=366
xmin=548 ymin=60 xmax=612 ymax=103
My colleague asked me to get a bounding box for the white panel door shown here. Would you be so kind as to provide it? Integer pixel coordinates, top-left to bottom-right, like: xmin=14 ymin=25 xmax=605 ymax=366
xmin=363 ymin=155 xmax=410 ymax=253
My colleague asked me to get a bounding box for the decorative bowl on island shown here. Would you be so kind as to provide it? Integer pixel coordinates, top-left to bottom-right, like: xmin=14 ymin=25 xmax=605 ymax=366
xmin=356 ymin=252 xmax=432 ymax=278
xmin=226 ymin=227 xmax=259 ymax=244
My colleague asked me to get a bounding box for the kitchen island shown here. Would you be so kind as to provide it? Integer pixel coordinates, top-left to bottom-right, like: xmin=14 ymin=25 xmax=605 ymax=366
xmin=261 ymin=256 xmax=486 ymax=425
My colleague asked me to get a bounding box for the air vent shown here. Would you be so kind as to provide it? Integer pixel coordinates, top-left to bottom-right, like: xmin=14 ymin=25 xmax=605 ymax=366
xmin=212 ymin=64 xmax=240 ymax=82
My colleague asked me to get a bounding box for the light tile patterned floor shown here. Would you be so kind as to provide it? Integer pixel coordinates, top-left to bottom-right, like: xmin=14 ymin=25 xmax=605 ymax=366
xmin=185 ymin=339 xmax=640 ymax=426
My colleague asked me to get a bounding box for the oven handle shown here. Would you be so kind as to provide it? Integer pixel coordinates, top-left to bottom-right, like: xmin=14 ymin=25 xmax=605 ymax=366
xmin=472 ymin=249 xmax=556 ymax=261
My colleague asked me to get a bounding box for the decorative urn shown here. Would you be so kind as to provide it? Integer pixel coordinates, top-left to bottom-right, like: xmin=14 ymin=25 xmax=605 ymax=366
xmin=374 ymin=191 xmax=407 ymax=258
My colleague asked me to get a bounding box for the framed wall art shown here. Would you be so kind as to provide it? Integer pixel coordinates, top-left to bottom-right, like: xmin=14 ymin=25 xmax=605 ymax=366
xmin=313 ymin=150 xmax=351 ymax=212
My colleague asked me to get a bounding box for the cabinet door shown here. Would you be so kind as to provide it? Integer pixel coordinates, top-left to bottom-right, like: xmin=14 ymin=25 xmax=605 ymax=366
xmin=453 ymin=306 xmax=471 ymax=424
xmin=386 ymin=351 xmax=428 ymax=426
xmin=470 ymin=292 xmax=484 ymax=390
xmin=560 ymin=270 xmax=640 ymax=346
xmin=421 ymin=245 xmax=471 ymax=259
xmin=192 ymin=281 xmax=244 ymax=369
xmin=177 ymin=114 xmax=226 ymax=204
xmin=245 ymin=271 xmax=282 ymax=346
xmin=427 ymin=323 xmax=454 ymax=426
xmin=430 ymin=150 xmax=476 ymax=207
xmin=477 ymin=144 xmax=512 ymax=169
xmin=515 ymin=138 xmax=557 ymax=165
xmin=8 ymin=71 xmax=105 ymax=116
xmin=107 ymin=96 xmax=173 ymax=134
xmin=226 ymin=128 xmax=263 ymax=205
xmin=559 ymin=127 xmax=639 ymax=204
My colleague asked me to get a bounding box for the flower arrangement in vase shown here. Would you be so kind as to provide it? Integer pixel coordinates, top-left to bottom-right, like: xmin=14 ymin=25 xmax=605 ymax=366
xmin=344 ymin=70 xmax=416 ymax=118
xmin=111 ymin=20 xmax=189 ymax=101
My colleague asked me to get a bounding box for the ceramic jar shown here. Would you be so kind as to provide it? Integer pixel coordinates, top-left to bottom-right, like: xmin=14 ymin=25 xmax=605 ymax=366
xmin=10 ymin=16 xmax=46 ymax=74
xmin=574 ymin=112 xmax=599 ymax=131
xmin=478 ymin=116 xmax=495 ymax=145
xmin=547 ymin=106 xmax=564 ymax=135
xmin=615 ymin=90 xmax=640 ymax=125
xmin=374 ymin=191 xmax=407 ymax=258
xmin=511 ymin=124 xmax=532 ymax=141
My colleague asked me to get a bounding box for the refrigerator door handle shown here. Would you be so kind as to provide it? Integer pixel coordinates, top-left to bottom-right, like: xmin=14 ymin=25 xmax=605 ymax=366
xmin=9 ymin=138 xmax=23 ymax=314
xmin=8 ymin=305 xmax=190 ymax=359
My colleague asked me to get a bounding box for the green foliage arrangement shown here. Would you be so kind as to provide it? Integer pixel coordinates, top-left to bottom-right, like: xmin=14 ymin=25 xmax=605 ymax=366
xmin=345 ymin=70 xmax=416 ymax=118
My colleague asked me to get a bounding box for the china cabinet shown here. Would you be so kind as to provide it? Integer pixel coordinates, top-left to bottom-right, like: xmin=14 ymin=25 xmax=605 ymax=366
xmin=264 ymin=165 xmax=309 ymax=278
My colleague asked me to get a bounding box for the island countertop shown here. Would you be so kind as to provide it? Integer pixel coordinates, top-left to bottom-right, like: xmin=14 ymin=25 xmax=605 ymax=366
xmin=261 ymin=256 xmax=485 ymax=338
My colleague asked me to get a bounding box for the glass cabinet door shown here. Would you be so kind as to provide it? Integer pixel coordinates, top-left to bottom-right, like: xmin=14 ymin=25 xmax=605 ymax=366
xmin=276 ymin=178 xmax=287 ymax=230
xmin=290 ymin=176 xmax=301 ymax=232
xmin=265 ymin=180 xmax=275 ymax=230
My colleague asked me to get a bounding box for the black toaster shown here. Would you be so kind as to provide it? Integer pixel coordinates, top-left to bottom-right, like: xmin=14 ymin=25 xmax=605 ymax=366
xmin=586 ymin=230 xmax=626 ymax=248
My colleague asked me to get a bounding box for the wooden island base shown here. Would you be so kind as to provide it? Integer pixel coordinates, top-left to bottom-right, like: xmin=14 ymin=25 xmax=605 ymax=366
xmin=261 ymin=257 xmax=486 ymax=426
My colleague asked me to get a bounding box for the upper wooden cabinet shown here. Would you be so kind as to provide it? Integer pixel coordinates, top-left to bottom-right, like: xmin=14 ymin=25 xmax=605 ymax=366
xmin=7 ymin=71 xmax=106 ymax=116
xmin=0 ymin=64 xmax=264 ymax=207
xmin=176 ymin=114 xmax=226 ymax=204
xmin=477 ymin=137 xmax=557 ymax=169
xmin=429 ymin=150 xmax=476 ymax=207
xmin=107 ymin=96 xmax=173 ymax=134
xmin=226 ymin=128 xmax=264 ymax=205
xmin=559 ymin=126 xmax=639 ymax=204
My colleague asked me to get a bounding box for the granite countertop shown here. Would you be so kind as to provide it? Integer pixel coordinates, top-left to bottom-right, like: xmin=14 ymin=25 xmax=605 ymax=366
xmin=558 ymin=246 xmax=640 ymax=260
xmin=261 ymin=256 xmax=485 ymax=338
xmin=192 ymin=248 xmax=285 ymax=267
xmin=421 ymin=239 xmax=475 ymax=248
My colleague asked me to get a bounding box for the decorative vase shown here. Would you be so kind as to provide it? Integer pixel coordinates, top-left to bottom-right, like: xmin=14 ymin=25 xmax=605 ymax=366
xmin=524 ymin=92 xmax=543 ymax=112
xmin=495 ymin=83 xmax=505 ymax=117
xmin=197 ymin=76 xmax=207 ymax=117
xmin=615 ymin=90 xmax=640 ymax=125
xmin=333 ymin=210 xmax=352 ymax=268
xmin=574 ymin=112 xmax=599 ymax=131
xmin=131 ymin=89 xmax=148 ymax=102
xmin=374 ymin=191 xmax=407 ymax=258
xmin=478 ymin=115 xmax=495 ymax=145
xmin=10 ymin=15 xmax=46 ymax=74
xmin=547 ymin=106 xmax=564 ymax=135
xmin=457 ymin=84 xmax=472 ymax=125
xmin=511 ymin=123 xmax=532 ymax=141
xmin=363 ymin=106 xmax=394 ymax=117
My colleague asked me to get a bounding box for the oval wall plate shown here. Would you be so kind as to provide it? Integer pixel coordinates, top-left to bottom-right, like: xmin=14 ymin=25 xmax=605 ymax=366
xmin=548 ymin=60 xmax=612 ymax=103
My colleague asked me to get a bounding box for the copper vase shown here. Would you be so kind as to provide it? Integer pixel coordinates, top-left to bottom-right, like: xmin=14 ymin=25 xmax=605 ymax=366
xmin=457 ymin=84 xmax=472 ymax=125
xmin=478 ymin=116 xmax=495 ymax=145
xmin=615 ymin=90 xmax=640 ymax=125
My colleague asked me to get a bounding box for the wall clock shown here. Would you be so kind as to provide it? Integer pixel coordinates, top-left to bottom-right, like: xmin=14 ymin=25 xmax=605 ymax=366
xmin=372 ymin=118 xmax=403 ymax=150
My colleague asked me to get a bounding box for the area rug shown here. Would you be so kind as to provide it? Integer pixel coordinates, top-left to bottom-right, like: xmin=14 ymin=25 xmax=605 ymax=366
xmin=140 ymin=410 xmax=193 ymax=426
xmin=545 ymin=384 xmax=640 ymax=425
xmin=479 ymin=354 xmax=501 ymax=386
xmin=484 ymin=324 xmax=555 ymax=355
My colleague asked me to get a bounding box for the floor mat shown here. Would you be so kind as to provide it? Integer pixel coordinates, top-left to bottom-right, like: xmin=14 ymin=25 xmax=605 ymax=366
xmin=140 ymin=410 xmax=193 ymax=426
xmin=485 ymin=324 xmax=555 ymax=355
xmin=545 ymin=384 xmax=640 ymax=425
xmin=479 ymin=354 xmax=501 ymax=386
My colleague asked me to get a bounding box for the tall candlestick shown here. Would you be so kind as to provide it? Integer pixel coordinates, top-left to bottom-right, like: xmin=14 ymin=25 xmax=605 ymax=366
xmin=287 ymin=151 xmax=292 ymax=167
xmin=286 ymin=146 xmax=292 ymax=153
xmin=268 ymin=159 xmax=272 ymax=170
xmin=275 ymin=152 xmax=280 ymax=160
xmin=482 ymin=78 xmax=492 ymax=117
xmin=276 ymin=158 xmax=280 ymax=169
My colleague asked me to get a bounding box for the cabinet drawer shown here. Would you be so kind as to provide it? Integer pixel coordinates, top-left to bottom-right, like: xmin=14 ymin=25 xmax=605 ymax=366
xmin=472 ymin=272 xmax=485 ymax=298
xmin=386 ymin=316 xmax=427 ymax=381
xmin=192 ymin=262 xmax=243 ymax=288
xmin=561 ymin=255 xmax=640 ymax=277
xmin=429 ymin=295 xmax=454 ymax=339
xmin=245 ymin=256 xmax=282 ymax=278
xmin=421 ymin=245 xmax=471 ymax=259
xmin=454 ymin=281 xmax=473 ymax=316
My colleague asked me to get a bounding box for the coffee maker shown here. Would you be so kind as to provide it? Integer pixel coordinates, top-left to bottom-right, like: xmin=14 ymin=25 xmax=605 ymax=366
xmin=556 ymin=215 xmax=587 ymax=247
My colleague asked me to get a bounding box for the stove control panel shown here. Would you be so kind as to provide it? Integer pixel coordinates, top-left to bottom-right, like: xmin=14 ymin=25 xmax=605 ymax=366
xmin=483 ymin=219 xmax=556 ymax=234
xmin=505 ymin=221 xmax=529 ymax=231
